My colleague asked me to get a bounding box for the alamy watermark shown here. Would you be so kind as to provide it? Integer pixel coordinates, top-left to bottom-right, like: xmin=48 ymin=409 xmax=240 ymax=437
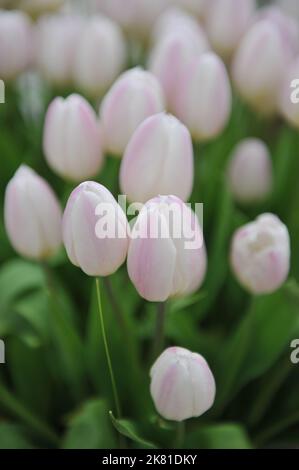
xmin=290 ymin=339 xmax=299 ymax=364
xmin=0 ymin=339 xmax=5 ymax=364
xmin=0 ymin=79 xmax=5 ymax=104
xmin=94 ymin=196 xmax=204 ymax=250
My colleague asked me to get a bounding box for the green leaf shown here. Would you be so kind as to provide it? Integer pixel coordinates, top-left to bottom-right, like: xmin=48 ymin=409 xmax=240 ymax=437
xmin=0 ymin=423 xmax=35 ymax=449
xmin=187 ymin=423 xmax=252 ymax=449
xmin=215 ymin=287 xmax=299 ymax=412
xmin=109 ymin=412 xmax=157 ymax=449
xmin=63 ymin=400 xmax=117 ymax=449
xmin=0 ymin=259 xmax=44 ymax=312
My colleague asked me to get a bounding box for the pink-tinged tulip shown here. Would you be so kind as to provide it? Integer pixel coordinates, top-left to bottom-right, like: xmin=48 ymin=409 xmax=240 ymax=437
xmin=4 ymin=165 xmax=62 ymax=260
xmin=73 ymin=15 xmax=126 ymax=97
xmin=63 ymin=182 xmax=129 ymax=276
xmin=150 ymin=347 xmax=216 ymax=421
xmin=43 ymin=94 xmax=104 ymax=182
xmin=120 ymin=113 xmax=194 ymax=203
xmin=149 ymin=22 xmax=209 ymax=110
xmin=227 ymin=138 xmax=273 ymax=204
xmin=204 ymin=0 xmax=256 ymax=59
xmin=280 ymin=56 xmax=299 ymax=128
xmin=257 ymin=6 xmax=299 ymax=57
xmin=96 ymin=0 xmax=171 ymax=38
xmin=0 ymin=10 xmax=33 ymax=81
xmin=173 ymin=0 xmax=207 ymax=19
xmin=231 ymin=214 xmax=290 ymax=294
xmin=152 ymin=7 xmax=206 ymax=43
xmin=100 ymin=68 xmax=165 ymax=156
xmin=232 ymin=19 xmax=294 ymax=115
xmin=36 ymin=14 xmax=83 ymax=86
xmin=175 ymin=52 xmax=231 ymax=141
xmin=127 ymin=195 xmax=206 ymax=302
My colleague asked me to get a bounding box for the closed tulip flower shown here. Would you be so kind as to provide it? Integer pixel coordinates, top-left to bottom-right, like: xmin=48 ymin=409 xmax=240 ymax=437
xmin=100 ymin=68 xmax=165 ymax=156
xmin=63 ymin=182 xmax=129 ymax=276
xmin=120 ymin=113 xmax=194 ymax=203
xmin=4 ymin=165 xmax=62 ymax=260
xmin=231 ymin=214 xmax=290 ymax=294
xmin=175 ymin=52 xmax=231 ymax=141
xmin=43 ymin=94 xmax=104 ymax=182
xmin=204 ymin=0 xmax=256 ymax=59
xmin=73 ymin=15 xmax=126 ymax=97
xmin=149 ymin=25 xmax=209 ymax=110
xmin=127 ymin=195 xmax=207 ymax=302
xmin=232 ymin=19 xmax=293 ymax=115
xmin=0 ymin=10 xmax=33 ymax=81
xmin=227 ymin=138 xmax=273 ymax=204
xmin=36 ymin=14 xmax=83 ymax=86
xmin=280 ymin=56 xmax=299 ymax=128
xmin=150 ymin=347 xmax=216 ymax=421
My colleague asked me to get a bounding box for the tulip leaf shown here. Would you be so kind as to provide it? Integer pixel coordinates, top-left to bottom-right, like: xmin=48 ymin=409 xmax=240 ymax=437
xmin=62 ymin=400 xmax=117 ymax=449
xmin=187 ymin=423 xmax=252 ymax=449
xmin=109 ymin=412 xmax=157 ymax=449
xmin=0 ymin=423 xmax=35 ymax=449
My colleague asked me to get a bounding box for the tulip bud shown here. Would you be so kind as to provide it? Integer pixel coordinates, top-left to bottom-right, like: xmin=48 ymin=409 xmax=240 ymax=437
xmin=204 ymin=0 xmax=256 ymax=59
xmin=280 ymin=56 xmax=299 ymax=128
xmin=231 ymin=213 xmax=290 ymax=294
xmin=175 ymin=52 xmax=231 ymax=141
xmin=232 ymin=19 xmax=293 ymax=115
xmin=100 ymin=68 xmax=165 ymax=156
xmin=63 ymin=182 xmax=129 ymax=276
xmin=73 ymin=15 xmax=126 ymax=97
xmin=149 ymin=25 xmax=209 ymax=110
xmin=0 ymin=10 xmax=33 ymax=81
xmin=43 ymin=94 xmax=104 ymax=182
xmin=4 ymin=165 xmax=62 ymax=260
xmin=150 ymin=347 xmax=216 ymax=422
xmin=120 ymin=113 xmax=194 ymax=203
xmin=127 ymin=195 xmax=206 ymax=302
xmin=227 ymin=138 xmax=273 ymax=204
xmin=36 ymin=14 xmax=83 ymax=87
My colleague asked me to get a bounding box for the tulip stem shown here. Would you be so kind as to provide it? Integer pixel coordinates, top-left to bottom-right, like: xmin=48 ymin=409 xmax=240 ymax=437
xmin=151 ymin=302 xmax=167 ymax=360
xmin=96 ymin=278 xmax=122 ymax=419
xmin=175 ymin=421 xmax=186 ymax=449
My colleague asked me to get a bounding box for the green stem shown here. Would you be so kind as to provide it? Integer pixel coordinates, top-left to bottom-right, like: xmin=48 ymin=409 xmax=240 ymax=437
xmin=0 ymin=381 xmax=59 ymax=447
xmin=175 ymin=421 xmax=186 ymax=449
xmin=95 ymin=278 xmax=121 ymax=419
xmin=151 ymin=302 xmax=167 ymax=361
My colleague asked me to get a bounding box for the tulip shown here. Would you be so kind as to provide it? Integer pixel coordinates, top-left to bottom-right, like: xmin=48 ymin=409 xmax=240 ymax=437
xmin=73 ymin=15 xmax=126 ymax=97
xmin=100 ymin=67 xmax=165 ymax=156
xmin=120 ymin=113 xmax=194 ymax=203
xmin=4 ymin=165 xmax=62 ymax=260
xmin=149 ymin=24 xmax=209 ymax=110
xmin=204 ymin=0 xmax=256 ymax=59
xmin=43 ymin=94 xmax=104 ymax=182
xmin=127 ymin=195 xmax=206 ymax=302
xmin=227 ymin=138 xmax=273 ymax=204
xmin=0 ymin=10 xmax=33 ymax=81
xmin=230 ymin=214 xmax=290 ymax=294
xmin=152 ymin=7 xmax=206 ymax=43
xmin=63 ymin=182 xmax=129 ymax=276
xmin=174 ymin=52 xmax=231 ymax=141
xmin=35 ymin=14 xmax=83 ymax=86
xmin=96 ymin=0 xmax=171 ymax=38
xmin=232 ymin=19 xmax=294 ymax=115
xmin=280 ymin=56 xmax=299 ymax=128
xmin=150 ymin=347 xmax=216 ymax=421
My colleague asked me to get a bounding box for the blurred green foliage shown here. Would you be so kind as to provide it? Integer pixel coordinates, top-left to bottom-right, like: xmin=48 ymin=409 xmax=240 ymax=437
xmin=0 ymin=80 xmax=299 ymax=450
